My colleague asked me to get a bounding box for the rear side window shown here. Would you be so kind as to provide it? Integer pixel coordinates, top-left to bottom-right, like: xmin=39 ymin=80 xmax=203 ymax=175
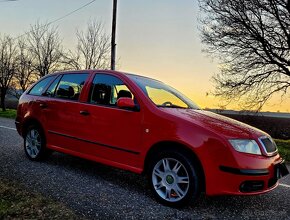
xmin=55 ymin=73 xmax=88 ymax=101
xmin=28 ymin=76 xmax=54 ymax=96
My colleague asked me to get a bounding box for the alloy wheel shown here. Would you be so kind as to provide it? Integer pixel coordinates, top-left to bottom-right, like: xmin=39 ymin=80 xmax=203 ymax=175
xmin=152 ymin=158 xmax=190 ymax=202
xmin=25 ymin=129 xmax=41 ymax=158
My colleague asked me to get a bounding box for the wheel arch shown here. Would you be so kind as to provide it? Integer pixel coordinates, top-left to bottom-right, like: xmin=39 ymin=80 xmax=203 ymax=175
xmin=143 ymin=141 xmax=206 ymax=192
xmin=22 ymin=117 xmax=45 ymax=137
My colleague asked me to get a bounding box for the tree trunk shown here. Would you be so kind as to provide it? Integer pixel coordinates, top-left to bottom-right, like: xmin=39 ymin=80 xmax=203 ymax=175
xmin=0 ymin=88 xmax=7 ymax=111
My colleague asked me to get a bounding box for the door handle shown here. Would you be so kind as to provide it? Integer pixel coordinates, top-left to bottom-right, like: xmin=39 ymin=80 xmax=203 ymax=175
xmin=80 ymin=110 xmax=90 ymax=116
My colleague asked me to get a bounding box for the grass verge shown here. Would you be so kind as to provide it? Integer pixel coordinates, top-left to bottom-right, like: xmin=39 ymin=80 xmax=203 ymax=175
xmin=0 ymin=178 xmax=82 ymax=219
xmin=275 ymin=139 xmax=290 ymax=162
xmin=0 ymin=109 xmax=17 ymax=119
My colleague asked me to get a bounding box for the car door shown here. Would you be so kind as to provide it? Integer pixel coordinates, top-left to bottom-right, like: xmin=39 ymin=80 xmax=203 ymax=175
xmin=75 ymin=73 xmax=143 ymax=168
xmin=43 ymin=72 xmax=91 ymax=153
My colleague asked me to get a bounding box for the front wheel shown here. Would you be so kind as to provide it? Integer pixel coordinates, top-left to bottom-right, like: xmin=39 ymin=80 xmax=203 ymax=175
xmin=148 ymin=151 xmax=201 ymax=207
xmin=24 ymin=125 xmax=50 ymax=161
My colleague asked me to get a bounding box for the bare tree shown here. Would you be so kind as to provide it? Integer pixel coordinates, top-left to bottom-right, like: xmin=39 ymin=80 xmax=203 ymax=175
xmin=65 ymin=20 xmax=110 ymax=70
xmin=0 ymin=35 xmax=17 ymax=111
xmin=14 ymin=38 xmax=36 ymax=93
xmin=27 ymin=22 xmax=64 ymax=77
xmin=199 ymin=0 xmax=290 ymax=110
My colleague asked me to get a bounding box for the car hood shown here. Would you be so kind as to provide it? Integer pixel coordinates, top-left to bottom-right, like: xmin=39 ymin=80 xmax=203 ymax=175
xmin=160 ymin=108 xmax=266 ymax=139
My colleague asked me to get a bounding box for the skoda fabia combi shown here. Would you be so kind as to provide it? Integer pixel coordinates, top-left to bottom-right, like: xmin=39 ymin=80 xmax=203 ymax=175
xmin=16 ymin=70 xmax=289 ymax=207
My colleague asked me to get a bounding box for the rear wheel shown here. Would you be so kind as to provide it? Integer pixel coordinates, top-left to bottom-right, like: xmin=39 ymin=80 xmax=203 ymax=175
xmin=24 ymin=125 xmax=50 ymax=161
xmin=148 ymin=151 xmax=201 ymax=207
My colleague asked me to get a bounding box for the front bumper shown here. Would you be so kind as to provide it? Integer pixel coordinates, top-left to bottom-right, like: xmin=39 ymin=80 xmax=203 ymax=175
xmin=219 ymin=161 xmax=289 ymax=193
xmin=205 ymin=154 xmax=289 ymax=196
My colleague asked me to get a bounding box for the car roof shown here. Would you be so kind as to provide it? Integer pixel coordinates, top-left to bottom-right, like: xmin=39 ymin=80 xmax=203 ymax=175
xmin=50 ymin=69 xmax=162 ymax=83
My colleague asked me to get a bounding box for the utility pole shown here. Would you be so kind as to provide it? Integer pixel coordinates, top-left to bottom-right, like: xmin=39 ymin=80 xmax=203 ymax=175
xmin=111 ymin=0 xmax=117 ymax=70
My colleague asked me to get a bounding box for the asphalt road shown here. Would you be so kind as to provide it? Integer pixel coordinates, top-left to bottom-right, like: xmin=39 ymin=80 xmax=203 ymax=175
xmin=0 ymin=117 xmax=290 ymax=219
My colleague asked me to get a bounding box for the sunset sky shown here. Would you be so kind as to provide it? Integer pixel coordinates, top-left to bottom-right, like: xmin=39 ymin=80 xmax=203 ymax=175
xmin=0 ymin=0 xmax=289 ymax=112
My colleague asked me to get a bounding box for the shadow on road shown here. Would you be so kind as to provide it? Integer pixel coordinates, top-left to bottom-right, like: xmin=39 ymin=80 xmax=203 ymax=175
xmin=43 ymin=151 xmax=275 ymax=211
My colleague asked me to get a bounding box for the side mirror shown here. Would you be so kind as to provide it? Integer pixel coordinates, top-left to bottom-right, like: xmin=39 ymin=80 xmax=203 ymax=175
xmin=117 ymin=97 xmax=136 ymax=110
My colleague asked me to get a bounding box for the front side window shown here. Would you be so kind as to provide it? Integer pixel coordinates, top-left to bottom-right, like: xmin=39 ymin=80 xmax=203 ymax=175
xmin=28 ymin=76 xmax=54 ymax=96
xmin=89 ymin=74 xmax=133 ymax=106
xmin=55 ymin=73 xmax=88 ymax=101
xmin=128 ymin=74 xmax=199 ymax=109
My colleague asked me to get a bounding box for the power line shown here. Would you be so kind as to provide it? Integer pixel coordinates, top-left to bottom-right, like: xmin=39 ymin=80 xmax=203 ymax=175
xmin=13 ymin=0 xmax=96 ymax=39
xmin=0 ymin=0 xmax=18 ymax=2
xmin=46 ymin=0 xmax=96 ymax=26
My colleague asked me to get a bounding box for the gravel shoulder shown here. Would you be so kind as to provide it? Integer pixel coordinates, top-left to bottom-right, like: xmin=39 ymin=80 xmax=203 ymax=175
xmin=0 ymin=117 xmax=290 ymax=219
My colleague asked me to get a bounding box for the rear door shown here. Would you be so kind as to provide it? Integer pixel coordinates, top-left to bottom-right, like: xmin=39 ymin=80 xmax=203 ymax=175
xmin=43 ymin=73 xmax=90 ymax=152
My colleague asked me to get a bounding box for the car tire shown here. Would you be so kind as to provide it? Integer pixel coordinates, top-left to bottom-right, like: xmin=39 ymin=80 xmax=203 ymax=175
xmin=148 ymin=150 xmax=201 ymax=207
xmin=24 ymin=124 xmax=50 ymax=161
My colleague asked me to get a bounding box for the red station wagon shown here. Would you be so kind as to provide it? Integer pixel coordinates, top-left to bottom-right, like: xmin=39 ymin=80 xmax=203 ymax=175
xmin=16 ymin=70 xmax=289 ymax=207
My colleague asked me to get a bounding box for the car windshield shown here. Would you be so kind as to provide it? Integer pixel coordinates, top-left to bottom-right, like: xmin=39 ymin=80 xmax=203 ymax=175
xmin=127 ymin=74 xmax=200 ymax=109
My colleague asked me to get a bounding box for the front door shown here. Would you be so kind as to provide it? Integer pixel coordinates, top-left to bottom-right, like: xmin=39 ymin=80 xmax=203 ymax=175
xmin=76 ymin=73 xmax=143 ymax=168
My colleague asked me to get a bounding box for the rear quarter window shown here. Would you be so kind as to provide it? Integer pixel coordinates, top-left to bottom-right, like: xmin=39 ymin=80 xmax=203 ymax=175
xmin=28 ymin=76 xmax=54 ymax=96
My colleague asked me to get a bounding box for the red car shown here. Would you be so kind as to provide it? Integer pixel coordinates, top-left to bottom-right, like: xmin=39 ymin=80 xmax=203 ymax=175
xmin=16 ymin=70 xmax=289 ymax=207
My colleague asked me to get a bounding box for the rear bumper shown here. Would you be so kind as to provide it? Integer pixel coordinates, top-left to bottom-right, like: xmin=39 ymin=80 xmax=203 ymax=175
xmin=15 ymin=119 xmax=22 ymax=136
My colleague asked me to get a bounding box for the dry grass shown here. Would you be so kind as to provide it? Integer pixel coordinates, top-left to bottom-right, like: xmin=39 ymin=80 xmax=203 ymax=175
xmin=0 ymin=178 xmax=82 ymax=219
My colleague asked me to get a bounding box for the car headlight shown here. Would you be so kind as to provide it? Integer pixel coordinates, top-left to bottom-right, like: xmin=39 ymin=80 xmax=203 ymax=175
xmin=229 ymin=139 xmax=262 ymax=155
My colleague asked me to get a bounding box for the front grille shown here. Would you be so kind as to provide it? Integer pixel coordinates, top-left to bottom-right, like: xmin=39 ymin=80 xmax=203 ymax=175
xmin=259 ymin=137 xmax=277 ymax=154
